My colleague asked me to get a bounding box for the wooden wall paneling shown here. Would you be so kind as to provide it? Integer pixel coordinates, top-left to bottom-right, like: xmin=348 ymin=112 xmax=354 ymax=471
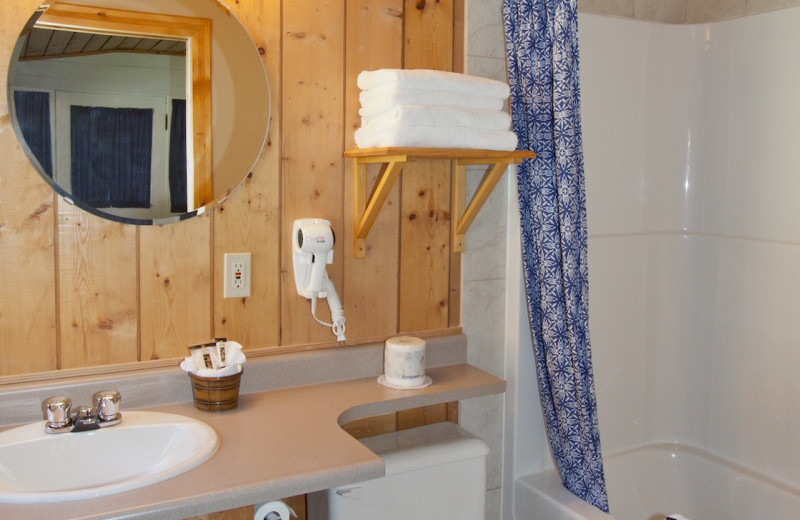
xmin=448 ymin=251 xmax=461 ymax=327
xmin=0 ymin=0 xmax=59 ymax=376
xmin=213 ymin=0 xmax=282 ymax=349
xmin=398 ymin=159 xmax=453 ymax=332
xmin=280 ymin=0 xmax=347 ymax=345
xmin=284 ymin=495 xmax=307 ymax=520
xmin=139 ymin=216 xmax=213 ymax=361
xmin=453 ymin=0 xmax=465 ymax=74
xmin=342 ymin=0 xmax=403 ymax=338
xmin=398 ymin=0 xmax=454 ymax=332
xmin=0 ymin=170 xmax=57 ymax=376
xmin=0 ymin=0 xmax=466 ymax=372
xmin=403 ymin=0 xmax=454 ymax=69
xmin=449 ymin=0 xmax=465 ymax=328
xmin=341 ymin=410 xmax=397 ymax=438
xmin=57 ymin=204 xmax=138 ymax=368
xmin=397 ymin=402 xmax=450 ymax=430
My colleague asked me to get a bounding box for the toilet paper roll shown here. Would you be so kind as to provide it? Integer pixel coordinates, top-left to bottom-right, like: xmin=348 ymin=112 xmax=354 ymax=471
xmin=254 ymin=500 xmax=295 ymax=520
xmin=378 ymin=336 xmax=432 ymax=389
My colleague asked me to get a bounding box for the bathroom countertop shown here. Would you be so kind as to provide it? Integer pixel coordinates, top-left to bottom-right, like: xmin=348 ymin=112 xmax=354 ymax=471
xmin=0 ymin=361 xmax=505 ymax=520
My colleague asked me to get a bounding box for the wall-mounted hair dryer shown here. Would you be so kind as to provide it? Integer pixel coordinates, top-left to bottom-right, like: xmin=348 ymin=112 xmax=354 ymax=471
xmin=292 ymin=218 xmax=346 ymax=341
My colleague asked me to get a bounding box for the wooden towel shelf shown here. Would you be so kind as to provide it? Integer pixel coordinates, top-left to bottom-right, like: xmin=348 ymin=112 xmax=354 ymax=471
xmin=345 ymin=147 xmax=536 ymax=257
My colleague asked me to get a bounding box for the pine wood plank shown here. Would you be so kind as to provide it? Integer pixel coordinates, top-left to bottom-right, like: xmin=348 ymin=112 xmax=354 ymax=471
xmin=280 ymin=0 xmax=346 ymax=345
xmin=342 ymin=0 xmax=403 ymax=337
xmin=397 ymin=403 xmax=450 ymax=430
xmin=341 ymin=411 xmax=398 ymax=438
xmin=139 ymin=216 xmax=212 ymax=361
xmin=0 ymin=0 xmax=59 ymax=376
xmin=398 ymin=0 xmax=454 ymax=332
xmin=213 ymin=0 xmax=281 ymax=350
xmin=285 ymin=495 xmax=307 ymax=520
xmin=453 ymin=0 xmax=465 ymax=73
xmin=57 ymin=204 xmax=138 ymax=368
xmin=398 ymin=159 xmax=452 ymax=331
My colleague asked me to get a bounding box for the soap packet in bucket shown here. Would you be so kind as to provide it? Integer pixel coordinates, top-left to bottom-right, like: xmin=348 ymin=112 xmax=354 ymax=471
xmin=181 ymin=339 xmax=246 ymax=412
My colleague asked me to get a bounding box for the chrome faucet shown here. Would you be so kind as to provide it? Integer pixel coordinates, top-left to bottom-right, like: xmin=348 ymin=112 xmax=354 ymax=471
xmin=43 ymin=391 xmax=122 ymax=434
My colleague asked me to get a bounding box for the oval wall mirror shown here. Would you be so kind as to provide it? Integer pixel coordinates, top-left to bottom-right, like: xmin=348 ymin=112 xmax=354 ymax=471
xmin=7 ymin=0 xmax=270 ymax=225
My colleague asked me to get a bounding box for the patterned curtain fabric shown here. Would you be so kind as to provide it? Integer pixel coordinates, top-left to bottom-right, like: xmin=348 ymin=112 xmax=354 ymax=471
xmin=503 ymin=0 xmax=609 ymax=511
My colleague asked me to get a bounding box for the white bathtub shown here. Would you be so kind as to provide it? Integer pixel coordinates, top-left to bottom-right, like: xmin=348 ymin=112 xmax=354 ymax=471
xmin=514 ymin=443 xmax=800 ymax=520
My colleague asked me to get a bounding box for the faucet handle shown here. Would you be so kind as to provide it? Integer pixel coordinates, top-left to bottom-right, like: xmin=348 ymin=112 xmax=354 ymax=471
xmin=93 ymin=390 xmax=121 ymax=421
xmin=44 ymin=395 xmax=72 ymax=428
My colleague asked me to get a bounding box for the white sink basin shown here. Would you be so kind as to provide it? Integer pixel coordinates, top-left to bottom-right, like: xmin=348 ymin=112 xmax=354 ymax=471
xmin=0 ymin=410 xmax=218 ymax=503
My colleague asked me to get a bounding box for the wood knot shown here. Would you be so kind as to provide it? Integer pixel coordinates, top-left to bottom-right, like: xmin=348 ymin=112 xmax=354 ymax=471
xmin=416 ymin=0 xmax=425 ymax=9
xmin=98 ymin=319 xmax=114 ymax=330
xmin=408 ymin=213 xmax=417 ymax=221
xmin=30 ymin=204 xmax=50 ymax=219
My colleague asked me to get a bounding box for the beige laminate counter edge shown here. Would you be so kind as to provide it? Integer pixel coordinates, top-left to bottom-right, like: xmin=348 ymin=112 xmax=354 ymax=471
xmin=0 ymin=363 xmax=505 ymax=520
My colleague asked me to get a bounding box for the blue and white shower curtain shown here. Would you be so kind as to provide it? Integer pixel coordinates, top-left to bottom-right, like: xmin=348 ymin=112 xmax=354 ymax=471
xmin=503 ymin=0 xmax=608 ymax=511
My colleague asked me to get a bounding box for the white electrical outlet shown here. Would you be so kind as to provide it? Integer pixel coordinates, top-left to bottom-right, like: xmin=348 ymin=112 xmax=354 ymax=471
xmin=224 ymin=253 xmax=251 ymax=298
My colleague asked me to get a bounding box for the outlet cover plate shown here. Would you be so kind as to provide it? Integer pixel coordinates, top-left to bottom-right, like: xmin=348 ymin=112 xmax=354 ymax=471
xmin=224 ymin=253 xmax=251 ymax=298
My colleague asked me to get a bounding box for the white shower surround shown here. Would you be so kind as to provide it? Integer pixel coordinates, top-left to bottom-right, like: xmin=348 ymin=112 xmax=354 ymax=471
xmin=504 ymin=6 xmax=800 ymax=519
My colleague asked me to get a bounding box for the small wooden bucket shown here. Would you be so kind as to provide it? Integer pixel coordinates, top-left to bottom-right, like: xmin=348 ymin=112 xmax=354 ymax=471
xmin=189 ymin=369 xmax=242 ymax=412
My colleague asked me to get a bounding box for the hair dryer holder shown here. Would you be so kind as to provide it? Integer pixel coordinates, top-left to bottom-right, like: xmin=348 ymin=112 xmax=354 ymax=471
xmin=292 ymin=218 xmax=346 ymax=341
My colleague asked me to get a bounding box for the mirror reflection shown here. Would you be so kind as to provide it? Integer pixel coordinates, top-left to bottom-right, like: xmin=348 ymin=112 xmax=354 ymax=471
xmin=7 ymin=0 xmax=270 ymax=225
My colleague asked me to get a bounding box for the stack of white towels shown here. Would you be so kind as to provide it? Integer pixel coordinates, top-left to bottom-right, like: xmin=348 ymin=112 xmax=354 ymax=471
xmin=354 ymin=69 xmax=518 ymax=151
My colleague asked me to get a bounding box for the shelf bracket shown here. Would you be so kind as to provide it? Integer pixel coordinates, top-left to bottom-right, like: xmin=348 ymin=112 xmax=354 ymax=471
xmin=346 ymin=148 xmax=535 ymax=258
xmin=353 ymin=154 xmax=408 ymax=257
xmin=452 ymin=158 xmax=518 ymax=253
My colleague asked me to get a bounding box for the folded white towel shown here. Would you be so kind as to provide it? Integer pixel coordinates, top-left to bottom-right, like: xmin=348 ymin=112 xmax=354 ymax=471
xmin=357 ymin=69 xmax=511 ymax=98
xmin=359 ymin=88 xmax=506 ymax=115
xmin=361 ymin=104 xmax=511 ymax=132
xmin=354 ymin=123 xmax=518 ymax=151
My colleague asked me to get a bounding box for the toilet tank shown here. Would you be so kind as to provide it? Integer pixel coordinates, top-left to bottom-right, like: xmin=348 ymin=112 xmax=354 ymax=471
xmin=308 ymin=422 xmax=490 ymax=520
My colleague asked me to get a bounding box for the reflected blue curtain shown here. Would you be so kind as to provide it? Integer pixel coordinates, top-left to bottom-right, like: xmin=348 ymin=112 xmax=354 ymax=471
xmin=13 ymin=90 xmax=53 ymax=177
xmin=169 ymin=99 xmax=187 ymax=213
xmin=503 ymin=0 xmax=608 ymax=512
xmin=71 ymin=105 xmax=153 ymax=208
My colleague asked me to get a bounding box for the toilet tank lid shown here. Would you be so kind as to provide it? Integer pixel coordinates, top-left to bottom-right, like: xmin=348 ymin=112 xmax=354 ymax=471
xmin=359 ymin=422 xmax=489 ymax=476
